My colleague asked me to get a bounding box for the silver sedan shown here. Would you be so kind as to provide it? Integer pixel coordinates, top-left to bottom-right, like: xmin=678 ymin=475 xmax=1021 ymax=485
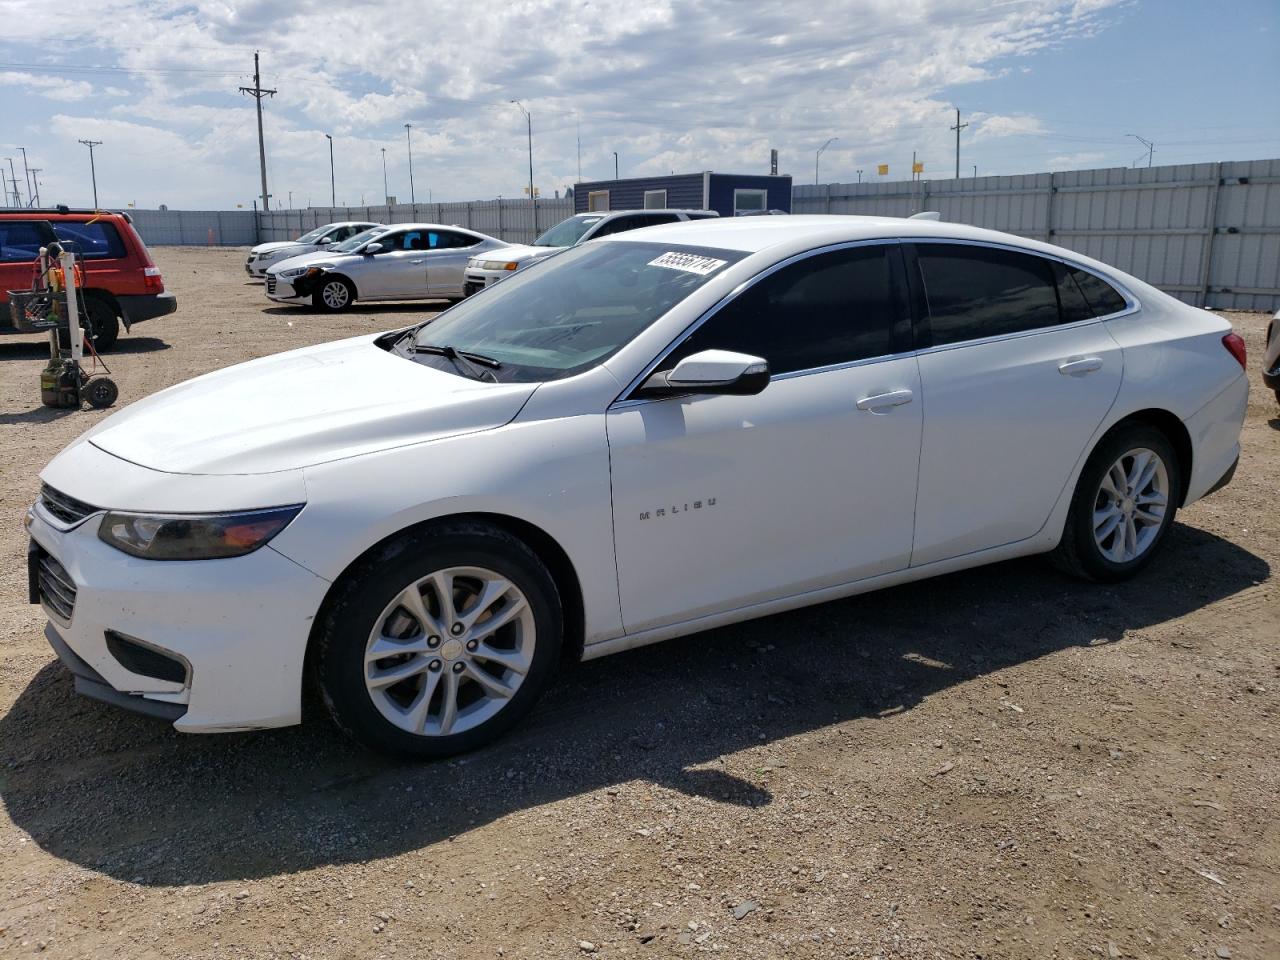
xmin=265 ymin=224 xmax=508 ymax=312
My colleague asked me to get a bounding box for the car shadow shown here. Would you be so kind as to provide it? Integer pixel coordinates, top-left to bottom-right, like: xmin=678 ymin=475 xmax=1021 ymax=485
xmin=261 ymin=303 xmax=448 ymax=317
xmin=0 ymin=337 xmax=170 ymax=360
xmin=0 ymin=523 xmax=1267 ymax=887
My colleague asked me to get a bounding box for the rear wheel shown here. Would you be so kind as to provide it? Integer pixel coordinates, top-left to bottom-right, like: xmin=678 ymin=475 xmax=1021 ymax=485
xmin=56 ymin=296 xmax=119 ymax=353
xmin=1052 ymin=425 xmax=1180 ymax=582
xmin=313 ymin=276 xmax=355 ymax=312
xmin=316 ymin=521 xmax=562 ymax=758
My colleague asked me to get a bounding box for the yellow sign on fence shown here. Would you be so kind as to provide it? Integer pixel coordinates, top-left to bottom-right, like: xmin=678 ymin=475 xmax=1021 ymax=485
xmin=912 ymin=162 xmax=924 ymax=174
xmin=877 ymin=164 xmax=889 ymax=176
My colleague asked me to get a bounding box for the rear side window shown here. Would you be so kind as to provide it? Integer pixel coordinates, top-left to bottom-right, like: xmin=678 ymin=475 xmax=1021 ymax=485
xmin=1069 ymin=266 xmax=1127 ymax=317
xmin=663 ymin=244 xmax=905 ymax=376
xmin=52 ymin=221 xmax=127 ymax=260
xmin=0 ymin=221 xmax=52 ymax=263
xmin=916 ymin=244 xmax=1059 ymax=346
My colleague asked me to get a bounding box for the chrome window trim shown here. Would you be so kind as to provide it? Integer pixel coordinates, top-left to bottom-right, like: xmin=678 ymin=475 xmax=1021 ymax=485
xmin=610 ymin=238 xmax=908 ymax=408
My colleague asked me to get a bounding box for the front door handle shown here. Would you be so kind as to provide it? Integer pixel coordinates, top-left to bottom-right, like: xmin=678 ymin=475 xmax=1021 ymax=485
xmin=409 ymin=259 xmax=425 ymax=265
xmin=856 ymin=389 xmax=914 ymax=412
xmin=1058 ymin=357 xmax=1103 ymax=377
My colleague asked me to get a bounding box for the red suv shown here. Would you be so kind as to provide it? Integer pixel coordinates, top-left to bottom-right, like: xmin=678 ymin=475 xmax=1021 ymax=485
xmin=1 ymin=208 xmax=176 ymax=351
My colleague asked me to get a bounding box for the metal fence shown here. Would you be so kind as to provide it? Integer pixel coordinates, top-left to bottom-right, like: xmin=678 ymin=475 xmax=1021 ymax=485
xmin=129 ymin=208 xmax=258 ymax=246
xmin=794 ymin=158 xmax=1280 ymax=311
xmin=256 ymin=198 xmax=575 ymax=247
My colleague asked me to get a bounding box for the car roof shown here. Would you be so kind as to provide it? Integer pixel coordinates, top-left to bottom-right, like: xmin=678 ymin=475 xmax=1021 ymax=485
xmin=601 ymin=214 xmax=1052 ymax=256
xmin=375 ymin=223 xmax=480 ymax=233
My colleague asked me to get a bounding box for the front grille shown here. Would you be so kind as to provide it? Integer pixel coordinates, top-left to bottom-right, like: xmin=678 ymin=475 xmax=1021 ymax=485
xmin=266 ymin=277 xmax=277 ymax=295
xmin=38 ymin=551 xmax=77 ymax=622
xmin=40 ymin=484 xmax=98 ymax=526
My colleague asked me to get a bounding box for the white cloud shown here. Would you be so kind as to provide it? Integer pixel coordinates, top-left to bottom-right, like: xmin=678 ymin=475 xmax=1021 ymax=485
xmin=3 ymin=0 xmax=1126 ymax=207
xmin=0 ymin=71 xmax=94 ymax=102
xmin=1048 ymin=150 xmax=1107 ymax=168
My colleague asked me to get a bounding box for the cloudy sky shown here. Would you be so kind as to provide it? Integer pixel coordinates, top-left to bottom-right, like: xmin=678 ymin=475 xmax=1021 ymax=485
xmin=1 ymin=0 xmax=1277 ymax=210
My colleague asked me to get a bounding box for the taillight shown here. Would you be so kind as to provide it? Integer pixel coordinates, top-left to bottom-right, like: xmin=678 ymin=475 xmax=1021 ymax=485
xmin=143 ymin=265 xmax=164 ymax=293
xmin=1222 ymin=332 xmax=1246 ymax=370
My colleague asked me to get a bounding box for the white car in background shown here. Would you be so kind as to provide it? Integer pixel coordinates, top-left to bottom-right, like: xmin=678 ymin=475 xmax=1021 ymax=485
xmin=244 ymin=221 xmax=380 ymax=278
xmin=463 ymin=209 xmax=717 ymax=294
xmin=28 ymin=216 xmax=1248 ymax=759
xmin=265 ymin=224 xmax=507 ymax=311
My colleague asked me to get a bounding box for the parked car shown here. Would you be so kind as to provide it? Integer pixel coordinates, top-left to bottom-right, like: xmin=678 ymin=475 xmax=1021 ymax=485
xmin=1 ymin=207 xmax=175 ymax=351
xmin=29 ymin=216 xmax=1248 ymax=758
xmin=244 ymin=221 xmax=380 ymax=279
xmin=1265 ymin=310 xmax=1280 ymax=406
xmin=265 ymin=224 xmax=507 ymax=311
xmin=462 ymin=209 xmax=717 ymax=295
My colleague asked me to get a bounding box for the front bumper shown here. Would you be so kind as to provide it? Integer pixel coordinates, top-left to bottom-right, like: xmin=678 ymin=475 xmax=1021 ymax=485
xmin=26 ymin=499 xmax=330 ymax=733
xmin=265 ymin=275 xmax=307 ymax=303
xmin=464 ymin=267 xmax=513 ymax=294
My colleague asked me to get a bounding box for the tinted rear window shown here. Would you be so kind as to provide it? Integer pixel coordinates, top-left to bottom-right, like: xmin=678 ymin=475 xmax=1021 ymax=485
xmin=53 ymin=222 xmax=127 ymax=260
xmin=917 ymin=244 xmax=1060 ymax=346
xmin=0 ymin=221 xmax=51 ymax=263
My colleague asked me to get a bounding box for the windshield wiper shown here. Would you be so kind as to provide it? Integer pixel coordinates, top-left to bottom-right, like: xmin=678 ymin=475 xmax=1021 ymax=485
xmin=412 ymin=343 xmax=501 ymax=382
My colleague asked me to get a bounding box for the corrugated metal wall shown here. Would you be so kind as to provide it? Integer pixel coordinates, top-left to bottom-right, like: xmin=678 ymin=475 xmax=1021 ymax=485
xmin=257 ymin=198 xmax=575 ymax=247
xmin=129 ymin=209 xmax=258 ymax=246
xmin=793 ymin=158 xmax=1280 ymax=311
xmin=572 ymin=174 xmax=707 ymax=213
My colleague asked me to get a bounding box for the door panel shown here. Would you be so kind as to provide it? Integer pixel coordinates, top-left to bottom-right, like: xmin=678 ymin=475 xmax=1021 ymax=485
xmin=911 ymin=323 xmax=1123 ymax=565
xmin=424 ymin=236 xmax=478 ymax=297
xmin=607 ymin=356 xmax=923 ymax=633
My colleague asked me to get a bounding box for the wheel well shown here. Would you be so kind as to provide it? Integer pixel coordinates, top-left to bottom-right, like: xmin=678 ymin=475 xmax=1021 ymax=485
xmin=303 ymin=512 xmax=586 ymax=706
xmin=1105 ymin=409 xmax=1193 ymax=505
xmin=81 ymin=289 xmax=121 ymax=317
xmin=323 ymin=273 xmax=357 ymax=297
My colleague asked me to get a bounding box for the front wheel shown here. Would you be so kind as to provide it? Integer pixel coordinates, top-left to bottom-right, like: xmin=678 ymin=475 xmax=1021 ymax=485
xmin=315 ymin=522 xmax=563 ymax=758
xmin=312 ymin=276 xmax=355 ymax=312
xmin=1052 ymin=425 xmax=1180 ymax=582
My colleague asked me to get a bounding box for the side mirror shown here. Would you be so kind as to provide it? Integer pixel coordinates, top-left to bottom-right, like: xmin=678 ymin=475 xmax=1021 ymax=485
xmin=637 ymin=349 xmax=770 ymax=399
xmin=317 ymin=237 xmax=334 ymax=245
xmin=363 ymin=242 xmax=383 ymax=255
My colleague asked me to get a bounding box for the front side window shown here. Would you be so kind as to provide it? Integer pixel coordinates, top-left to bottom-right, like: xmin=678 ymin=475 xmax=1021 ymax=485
xmin=402 ymin=241 xmax=746 ymax=382
xmin=661 ymin=244 xmax=905 ymax=377
xmin=915 ymin=244 xmax=1060 ymax=346
xmin=297 ymin=226 xmax=329 ymax=243
xmin=52 ymin=222 xmax=126 ymax=260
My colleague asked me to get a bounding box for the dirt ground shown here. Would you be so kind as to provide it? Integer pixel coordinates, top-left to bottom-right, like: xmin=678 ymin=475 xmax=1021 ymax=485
xmin=0 ymin=246 xmax=1276 ymax=960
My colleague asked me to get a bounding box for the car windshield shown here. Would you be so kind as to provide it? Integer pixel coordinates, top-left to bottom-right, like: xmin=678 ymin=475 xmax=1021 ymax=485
xmin=332 ymin=227 xmax=388 ymax=253
xmin=296 ymin=226 xmax=330 ymax=243
xmin=402 ymin=241 xmax=745 ymax=383
xmin=532 ymin=215 xmax=604 ymax=248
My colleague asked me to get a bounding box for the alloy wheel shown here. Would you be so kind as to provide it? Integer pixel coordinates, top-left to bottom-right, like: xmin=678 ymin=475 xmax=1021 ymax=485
xmin=363 ymin=566 xmax=535 ymax=737
xmin=321 ymin=280 xmax=350 ymax=309
xmin=1091 ymin=447 xmax=1170 ymax=563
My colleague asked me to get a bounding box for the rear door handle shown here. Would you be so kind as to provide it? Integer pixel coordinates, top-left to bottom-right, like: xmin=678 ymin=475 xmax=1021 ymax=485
xmin=409 ymin=259 xmax=425 ymax=264
xmin=1058 ymin=357 xmax=1103 ymax=376
xmin=856 ymin=389 xmax=914 ymax=412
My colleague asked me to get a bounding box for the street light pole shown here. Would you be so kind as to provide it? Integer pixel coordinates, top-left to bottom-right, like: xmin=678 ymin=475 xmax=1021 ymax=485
xmin=612 ymin=151 xmax=619 ymax=179
xmin=405 ymin=123 xmax=416 ymax=204
xmin=324 ymin=134 xmax=335 ymax=206
xmin=815 ymin=137 xmax=837 ymax=185
xmin=1127 ymin=133 xmax=1154 ymax=168
xmin=511 ymin=100 xmax=536 ymax=231
xmin=78 ymin=139 xmax=103 ymax=207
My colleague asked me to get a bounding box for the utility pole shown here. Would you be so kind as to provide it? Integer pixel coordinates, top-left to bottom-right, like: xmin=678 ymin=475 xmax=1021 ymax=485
xmin=404 ymin=124 xmax=416 ymax=204
xmin=77 ymin=140 xmax=103 ymax=207
xmin=950 ymin=108 xmax=968 ymax=180
xmin=4 ymin=159 xmax=21 ymax=207
xmin=511 ymin=101 xmax=535 ymax=229
xmin=325 ymin=134 xmax=335 ymax=205
xmin=239 ymin=51 xmax=276 ymax=210
xmin=1127 ymin=133 xmax=1154 ymax=168
xmin=28 ymin=168 xmax=42 ymax=206
xmin=816 ymin=137 xmax=837 ymax=185
xmin=381 ymin=147 xmax=389 ymax=204
xmin=19 ymin=147 xmax=32 ymax=206
xmin=576 ymin=115 xmax=582 ymax=181
xmin=972 ymin=164 xmax=977 ymax=178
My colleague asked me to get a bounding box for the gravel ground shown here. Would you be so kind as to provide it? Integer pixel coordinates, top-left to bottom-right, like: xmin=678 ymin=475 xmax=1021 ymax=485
xmin=0 ymin=246 xmax=1276 ymax=959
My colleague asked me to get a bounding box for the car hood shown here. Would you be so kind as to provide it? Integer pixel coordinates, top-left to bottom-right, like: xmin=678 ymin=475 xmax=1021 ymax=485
xmin=266 ymin=249 xmax=355 ymax=275
xmin=83 ymin=336 xmax=539 ymax=475
xmin=252 ymin=240 xmax=308 ymax=255
xmin=473 ymin=243 xmax=561 ymax=264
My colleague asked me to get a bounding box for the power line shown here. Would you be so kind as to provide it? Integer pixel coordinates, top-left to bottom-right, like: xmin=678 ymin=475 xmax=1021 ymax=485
xmin=238 ymin=51 xmax=276 ymax=211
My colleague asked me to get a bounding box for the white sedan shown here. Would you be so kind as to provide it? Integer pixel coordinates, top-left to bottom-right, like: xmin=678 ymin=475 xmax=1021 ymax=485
xmin=265 ymin=224 xmax=507 ymax=311
xmin=28 ymin=216 xmax=1248 ymax=758
xmin=244 ymin=221 xmax=380 ymax=278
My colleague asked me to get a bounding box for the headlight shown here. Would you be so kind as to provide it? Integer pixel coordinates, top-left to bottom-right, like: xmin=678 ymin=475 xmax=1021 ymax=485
xmin=280 ymin=265 xmax=321 ymax=279
xmin=482 ymin=260 xmax=520 ymax=271
xmin=98 ymin=505 xmax=304 ymax=560
xmin=257 ymin=251 xmax=277 ymax=261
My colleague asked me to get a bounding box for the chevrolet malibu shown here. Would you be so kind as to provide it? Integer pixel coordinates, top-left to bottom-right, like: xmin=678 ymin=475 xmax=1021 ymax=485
xmin=27 ymin=216 xmax=1248 ymax=758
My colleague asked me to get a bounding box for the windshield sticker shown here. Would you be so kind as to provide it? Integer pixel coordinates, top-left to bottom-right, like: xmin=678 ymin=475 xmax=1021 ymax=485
xmin=648 ymin=251 xmax=728 ymax=276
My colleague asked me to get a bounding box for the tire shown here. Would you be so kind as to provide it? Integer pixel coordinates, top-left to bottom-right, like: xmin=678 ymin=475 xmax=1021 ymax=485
xmin=56 ymin=296 xmax=119 ymax=353
xmin=315 ymin=521 xmax=563 ymax=759
xmin=1051 ymin=424 xmax=1181 ymax=582
xmin=84 ymin=377 xmax=119 ymax=409
xmin=312 ymin=276 xmax=355 ymax=312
